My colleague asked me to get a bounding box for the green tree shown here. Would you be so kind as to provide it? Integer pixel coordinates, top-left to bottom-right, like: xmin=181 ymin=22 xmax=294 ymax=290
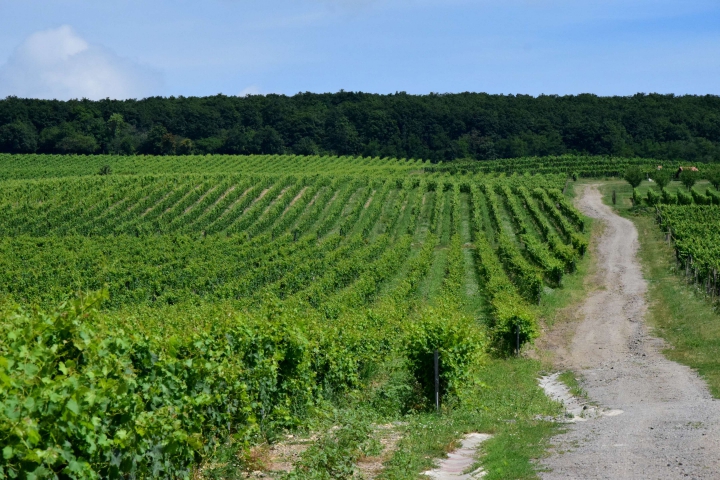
xmin=39 ymin=124 xmax=74 ymax=152
xmin=0 ymin=121 xmax=38 ymax=153
xmin=623 ymin=166 xmax=644 ymax=189
xmin=222 ymin=126 xmax=253 ymax=154
xmin=160 ymin=133 xmax=178 ymax=155
xmin=293 ymin=137 xmax=319 ymax=155
xmin=679 ymin=169 xmax=699 ymax=190
xmin=56 ymin=134 xmax=98 ymax=154
xmin=324 ymin=110 xmax=359 ymax=155
xmin=113 ymin=135 xmax=137 ymax=155
xmin=257 ymin=126 xmax=284 ymax=154
xmin=107 ymin=113 xmax=128 ymax=138
xmin=144 ymin=124 xmax=169 ymax=155
xmin=176 ymin=138 xmax=194 ymax=155
xmin=652 ymin=168 xmax=672 ymax=190
xmin=705 ymin=167 xmax=720 ymax=191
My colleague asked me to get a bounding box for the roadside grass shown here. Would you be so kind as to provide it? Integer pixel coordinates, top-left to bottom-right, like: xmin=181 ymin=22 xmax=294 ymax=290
xmin=557 ymin=371 xmax=586 ymax=399
xmin=380 ymin=358 xmax=561 ymax=480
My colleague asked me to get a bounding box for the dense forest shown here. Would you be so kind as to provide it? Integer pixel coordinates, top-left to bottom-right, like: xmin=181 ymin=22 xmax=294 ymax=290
xmin=0 ymin=92 xmax=719 ymax=163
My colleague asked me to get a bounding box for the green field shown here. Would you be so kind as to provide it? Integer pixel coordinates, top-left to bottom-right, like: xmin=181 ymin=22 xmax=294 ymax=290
xmin=2 ymin=153 xmax=720 ymax=479
xmin=0 ymin=154 xmax=589 ymax=479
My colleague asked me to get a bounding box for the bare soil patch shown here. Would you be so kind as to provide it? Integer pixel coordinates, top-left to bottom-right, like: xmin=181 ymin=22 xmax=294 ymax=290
xmin=140 ymin=190 xmax=173 ymax=217
xmin=183 ymin=185 xmax=218 ymax=215
xmin=364 ymin=189 xmax=376 ymax=209
xmin=247 ymin=187 xmax=270 ymax=211
xmin=286 ymin=186 xmax=308 ymax=210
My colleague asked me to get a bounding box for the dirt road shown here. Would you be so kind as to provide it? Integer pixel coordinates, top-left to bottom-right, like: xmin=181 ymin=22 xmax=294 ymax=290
xmin=540 ymin=184 xmax=720 ymax=479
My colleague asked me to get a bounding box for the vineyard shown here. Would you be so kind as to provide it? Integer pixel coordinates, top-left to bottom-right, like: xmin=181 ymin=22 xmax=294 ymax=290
xmin=0 ymin=153 xmax=694 ymax=181
xmin=0 ymin=153 xmax=590 ymax=478
xmin=0 ymin=154 xmax=424 ymax=180
xmin=656 ymin=204 xmax=720 ymax=301
xmin=426 ymin=155 xmax=686 ymax=177
xmin=640 ymin=185 xmax=720 ymax=206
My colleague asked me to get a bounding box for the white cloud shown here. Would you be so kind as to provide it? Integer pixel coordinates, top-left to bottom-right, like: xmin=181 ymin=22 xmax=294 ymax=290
xmin=238 ymin=85 xmax=262 ymax=97
xmin=0 ymin=25 xmax=163 ymax=100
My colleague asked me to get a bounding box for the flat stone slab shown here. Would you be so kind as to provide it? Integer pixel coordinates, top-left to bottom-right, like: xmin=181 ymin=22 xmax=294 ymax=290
xmin=422 ymin=433 xmax=492 ymax=479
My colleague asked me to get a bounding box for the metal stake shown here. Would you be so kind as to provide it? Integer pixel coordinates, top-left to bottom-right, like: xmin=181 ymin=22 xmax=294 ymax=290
xmin=434 ymin=349 xmax=439 ymax=413
xmin=516 ymin=324 xmax=520 ymax=357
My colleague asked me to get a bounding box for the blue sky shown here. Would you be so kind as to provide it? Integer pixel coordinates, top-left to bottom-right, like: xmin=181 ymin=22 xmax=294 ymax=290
xmin=0 ymin=0 xmax=719 ymax=99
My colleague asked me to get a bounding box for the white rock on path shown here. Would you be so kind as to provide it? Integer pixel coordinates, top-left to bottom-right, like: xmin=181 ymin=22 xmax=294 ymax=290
xmin=422 ymin=433 xmax=492 ymax=479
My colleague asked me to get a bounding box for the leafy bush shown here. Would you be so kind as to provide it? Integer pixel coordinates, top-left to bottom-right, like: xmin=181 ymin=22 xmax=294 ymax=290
xmin=677 ymin=189 xmax=693 ymax=205
xmin=661 ymin=188 xmax=677 ymax=205
xmin=405 ymin=304 xmax=486 ymax=407
xmin=624 ymin=166 xmax=644 ymax=189
xmin=646 ymin=188 xmax=660 ymax=206
xmin=679 ymin=169 xmax=699 ymax=190
xmin=707 ymin=167 xmax=720 ymax=191
xmin=652 ymin=168 xmax=672 ymax=190
xmin=632 ymin=188 xmax=643 ymax=207
xmin=284 ymin=413 xmax=380 ymax=480
xmin=0 ymin=291 xmax=318 ymax=478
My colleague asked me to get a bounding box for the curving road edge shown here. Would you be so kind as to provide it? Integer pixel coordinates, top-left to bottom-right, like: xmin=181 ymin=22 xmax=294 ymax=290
xmin=539 ymin=184 xmax=720 ymax=479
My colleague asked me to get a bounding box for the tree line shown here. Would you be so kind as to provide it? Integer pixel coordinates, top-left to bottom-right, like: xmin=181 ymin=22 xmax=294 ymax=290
xmin=1 ymin=92 xmax=720 ymax=163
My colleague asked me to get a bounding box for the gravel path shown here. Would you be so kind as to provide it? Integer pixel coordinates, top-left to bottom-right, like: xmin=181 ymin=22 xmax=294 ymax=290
xmin=539 ymin=184 xmax=720 ymax=479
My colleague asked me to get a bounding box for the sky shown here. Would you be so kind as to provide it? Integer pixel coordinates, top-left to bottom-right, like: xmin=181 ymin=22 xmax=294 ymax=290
xmin=0 ymin=0 xmax=719 ymax=100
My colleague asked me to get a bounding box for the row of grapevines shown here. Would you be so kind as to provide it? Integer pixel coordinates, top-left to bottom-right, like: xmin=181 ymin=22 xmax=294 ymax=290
xmin=224 ymin=176 xmax=298 ymax=236
xmin=657 ymin=205 xmax=720 ymax=289
xmin=516 ymin=186 xmax=577 ymax=270
xmin=500 ymin=185 xmax=565 ymax=284
xmin=271 ymin=177 xmax=332 ymax=238
xmin=170 ymin=178 xmax=235 ymax=231
xmin=337 ymin=184 xmax=374 ymax=236
xmin=245 ymin=177 xmax=314 ymax=238
xmin=355 ymin=179 xmax=394 ymax=237
xmin=534 ymin=188 xmax=588 ymax=255
xmin=483 ymin=184 xmax=543 ymax=303
xmin=191 ymin=178 xmax=258 ymax=233
xmin=429 ymin=179 xmax=445 ymax=234
xmin=646 ymin=187 xmax=720 ymax=207
xmin=202 ymin=177 xmax=277 ymax=234
xmin=546 ymin=188 xmax=585 ymax=231
xmin=0 ymin=153 xmax=426 ymax=179
xmin=382 ymin=179 xmax=414 ymax=237
xmin=314 ymin=178 xmax=367 ymax=237
xmin=426 ymin=155 xmax=681 ymax=178
xmin=469 ymin=183 xmax=538 ymax=347
xmin=246 ymin=235 xmax=368 ymax=303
